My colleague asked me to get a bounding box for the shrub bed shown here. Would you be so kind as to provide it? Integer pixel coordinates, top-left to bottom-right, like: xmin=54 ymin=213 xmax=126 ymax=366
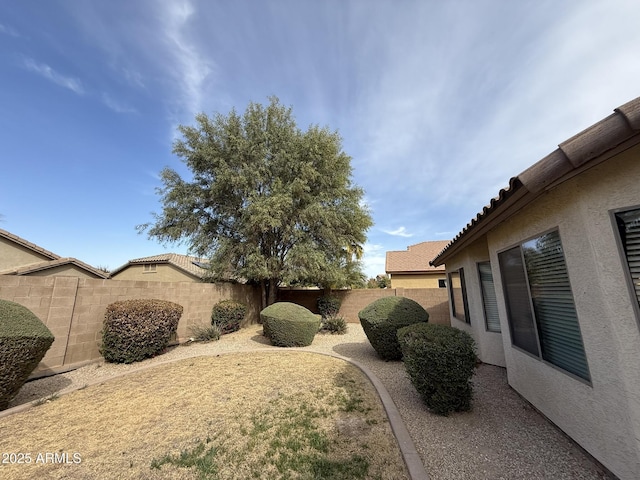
xmin=100 ymin=299 xmax=183 ymax=364
xmin=0 ymin=299 xmax=54 ymax=410
xmin=211 ymin=300 xmax=247 ymax=334
xmin=320 ymin=314 xmax=348 ymax=335
xmin=260 ymin=302 xmax=321 ymax=347
xmin=397 ymin=323 xmax=476 ymax=416
xmin=317 ymin=294 xmax=341 ymax=319
xmin=358 ymin=296 xmax=429 ymax=360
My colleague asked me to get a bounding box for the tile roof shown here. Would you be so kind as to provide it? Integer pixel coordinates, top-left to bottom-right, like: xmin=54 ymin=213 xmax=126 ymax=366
xmin=0 ymin=228 xmax=108 ymax=278
xmin=0 ymin=228 xmax=60 ymax=260
xmin=431 ymin=96 xmax=640 ymax=266
xmin=0 ymin=258 xmax=109 ymax=279
xmin=386 ymin=240 xmax=449 ymax=274
xmin=110 ymin=253 xmax=210 ymax=279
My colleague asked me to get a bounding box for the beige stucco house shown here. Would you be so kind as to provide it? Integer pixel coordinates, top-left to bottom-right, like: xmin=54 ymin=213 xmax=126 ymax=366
xmin=431 ymin=97 xmax=640 ymax=479
xmin=0 ymin=228 xmax=108 ymax=279
xmin=385 ymin=240 xmax=449 ymax=288
xmin=110 ymin=253 xmax=210 ymax=282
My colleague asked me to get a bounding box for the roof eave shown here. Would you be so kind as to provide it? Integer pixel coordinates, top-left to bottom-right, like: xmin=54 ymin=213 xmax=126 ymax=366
xmin=431 ymin=96 xmax=640 ymax=267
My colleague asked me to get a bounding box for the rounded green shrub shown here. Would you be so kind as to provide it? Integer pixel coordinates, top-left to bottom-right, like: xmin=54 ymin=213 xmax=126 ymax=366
xmin=211 ymin=300 xmax=247 ymax=334
xmin=0 ymin=299 xmax=55 ymax=410
xmin=317 ymin=294 xmax=341 ymax=319
xmin=398 ymin=323 xmax=476 ymax=416
xmin=358 ymin=296 xmax=429 ymax=360
xmin=260 ymin=302 xmax=321 ymax=347
xmin=100 ymin=299 xmax=183 ymax=364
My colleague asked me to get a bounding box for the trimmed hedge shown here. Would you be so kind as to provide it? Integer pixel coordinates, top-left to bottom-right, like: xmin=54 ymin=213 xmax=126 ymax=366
xmin=260 ymin=302 xmax=321 ymax=347
xmin=211 ymin=300 xmax=247 ymax=334
xmin=100 ymin=299 xmax=183 ymax=364
xmin=358 ymin=296 xmax=429 ymax=360
xmin=398 ymin=323 xmax=476 ymax=416
xmin=0 ymin=300 xmax=54 ymax=410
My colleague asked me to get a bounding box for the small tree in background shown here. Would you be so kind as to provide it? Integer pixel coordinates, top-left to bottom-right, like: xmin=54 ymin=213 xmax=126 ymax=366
xmin=366 ymin=274 xmax=391 ymax=289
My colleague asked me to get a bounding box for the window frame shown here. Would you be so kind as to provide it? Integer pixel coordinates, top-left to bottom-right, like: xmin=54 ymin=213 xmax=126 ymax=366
xmin=497 ymin=228 xmax=591 ymax=383
xmin=610 ymin=204 xmax=640 ymax=331
xmin=498 ymin=246 xmax=541 ymax=357
xmin=143 ymin=264 xmax=157 ymax=273
xmin=448 ymin=268 xmax=470 ymax=324
xmin=477 ymin=261 xmax=501 ymax=333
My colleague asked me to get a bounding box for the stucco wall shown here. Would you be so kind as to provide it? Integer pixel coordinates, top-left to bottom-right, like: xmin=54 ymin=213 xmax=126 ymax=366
xmin=0 ymin=276 xmax=261 ymax=376
xmin=29 ymin=264 xmax=102 ymax=279
xmin=0 ymin=238 xmax=51 ymax=270
xmin=111 ymin=264 xmax=199 ymax=283
xmin=444 ymin=238 xmax=506 ymax=367
xmin=485 ymin=144 xmax=640 ymax=479
xmin=389 ymin=273 xmax=446 ymax=289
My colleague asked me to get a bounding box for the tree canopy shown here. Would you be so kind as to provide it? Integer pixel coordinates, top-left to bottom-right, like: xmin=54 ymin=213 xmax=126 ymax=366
xmin=139 ymin=97 xmax=373 ymax=308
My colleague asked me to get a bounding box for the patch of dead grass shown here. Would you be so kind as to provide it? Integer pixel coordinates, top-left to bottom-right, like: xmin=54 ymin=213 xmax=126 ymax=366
xmin=0 ymin=352 xmax=408 ymax=479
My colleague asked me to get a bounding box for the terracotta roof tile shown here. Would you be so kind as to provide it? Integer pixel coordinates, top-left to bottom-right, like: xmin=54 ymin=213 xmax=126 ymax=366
xmin=0 ymin=228 xmax=60 ymax=260
xmin=431 ymin=96 xmax=640 ymax=266
xmin=0 ymin=258 xmax=109 ymax=279
xmin=386 ymin=241 xmax=449 ymax=274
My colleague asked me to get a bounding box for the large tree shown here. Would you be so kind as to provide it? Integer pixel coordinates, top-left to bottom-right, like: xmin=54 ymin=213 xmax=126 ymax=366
xmin=139 ymin=97 xmax=372 ymax=308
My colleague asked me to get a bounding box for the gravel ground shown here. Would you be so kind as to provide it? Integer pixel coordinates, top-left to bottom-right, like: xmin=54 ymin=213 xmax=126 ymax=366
xmin=8 ymin=324 xmax=612 ymax=479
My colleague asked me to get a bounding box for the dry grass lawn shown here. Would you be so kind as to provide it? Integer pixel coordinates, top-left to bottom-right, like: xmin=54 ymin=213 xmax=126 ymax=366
xmin=0 ymin=351 xmax=408 ymax=480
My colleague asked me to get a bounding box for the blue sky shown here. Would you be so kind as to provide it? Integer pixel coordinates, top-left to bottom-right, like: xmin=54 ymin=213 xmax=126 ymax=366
xmin=2 ymin=0 xmax=640 ymax=278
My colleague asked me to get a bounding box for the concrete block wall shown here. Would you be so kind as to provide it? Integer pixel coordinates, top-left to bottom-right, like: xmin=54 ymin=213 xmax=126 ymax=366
xmin=0 ymin=276 xmax=261 ymax=375
xmin=277 ymin=287 xmax=450 ymax=325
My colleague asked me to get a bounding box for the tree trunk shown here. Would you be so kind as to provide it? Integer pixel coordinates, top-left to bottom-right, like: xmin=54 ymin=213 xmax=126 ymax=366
xmin=267 ymin=278 xmax=278 ymax=306
xmin=260 ymin=278 xmax=279 ymax=311
xmin=260 ymin=280 xmax=268 ymax=313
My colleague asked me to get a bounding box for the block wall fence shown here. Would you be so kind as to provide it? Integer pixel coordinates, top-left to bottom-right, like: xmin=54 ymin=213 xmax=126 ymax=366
xmin=0 ymin=275 xmax=450 ymax=377
xmin=277 ymin=287 xmax=450 ymax=326
xmin=0 ymin=276 xmax=261 ymax=377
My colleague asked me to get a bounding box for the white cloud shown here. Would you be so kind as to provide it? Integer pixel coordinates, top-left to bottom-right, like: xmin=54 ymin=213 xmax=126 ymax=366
xmin=23 ymin=58 xmax=84 ymax=95
xmin=382 ymin=226 xmax=413 ymax=238
xmin=158 ymin=0 xmax=215 ymax=119
xmin=120 ymin=67 xmax=145 ymax=89
xmin=0 ymin=23 xmax=19 ymax=37
xmin=101 ymin=93 xmax=137 ymax=114
xmin=362 ymin=243 xmax=387 ymax=278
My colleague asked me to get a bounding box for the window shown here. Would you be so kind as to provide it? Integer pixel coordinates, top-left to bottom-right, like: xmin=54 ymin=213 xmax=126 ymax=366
xmin=448 ymin=268 xmax=470 ymax=323
xmin=438 ymin=278 xmax=447 ymax=288
xmin=498 ymin=230 xmax=590 ymax=381
xmin=143 ymin=264 xmax=157 ymax=273
xmin=615 ymin=207 xmax=640 ymax=311
xmin=478 ymin=262 xmax=501 ymax=333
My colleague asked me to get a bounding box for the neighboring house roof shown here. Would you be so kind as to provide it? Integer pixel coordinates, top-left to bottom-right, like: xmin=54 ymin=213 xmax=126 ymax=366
xmin=386 ymin=240 xmax=449 ymax=274
xmin=431 ymin=96 xmax=640 ymax=267
xmin=0 ymin=228 xmax=60 ymax=260
xmin=0 ymin=228 xmax=108 ymax=278
xmin=0 ymin=257 xmax=109 ymax=278
xmin=110 ymin=253 xmax=210 ymax=279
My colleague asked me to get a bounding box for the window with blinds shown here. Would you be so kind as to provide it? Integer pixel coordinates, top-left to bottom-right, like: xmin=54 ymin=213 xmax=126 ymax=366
xmin=478 ymin=262 xmax=501 ymax=333
xmin=498 ymin=231 xmax=590 ymax=381
xmin=615 ymin=207 xmax=640 ymax=309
